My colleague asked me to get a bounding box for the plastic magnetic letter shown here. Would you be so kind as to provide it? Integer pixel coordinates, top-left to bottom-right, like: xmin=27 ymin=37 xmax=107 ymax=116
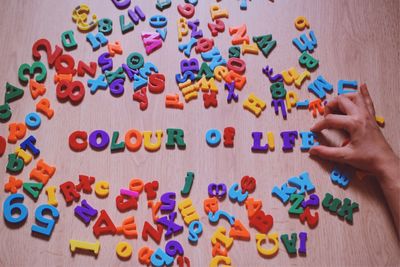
xmin=330 ymin=168 xmax=351 ymax=188
xmin=95 ymin=181 xmax=109 ymax=198
xmin=253 ymin=35 xmax=276 ymax=58
xmin=116 ymin=216 xmax=138 ymax=238
xmin=280 ymin=131 xmax=298 ymax=151
xmin=25 ymin=112 xmax=41 ymax=129
xmin=74 ymin=199 xmax=98 ymax=224
xmin=45 ymin=186 xmax=58 ymax=206
xmin=188 ymin=220 xmax=203 ymax=243
xmin=272 ymin=184 xmax=296 ymax=204
xmin=6 ymin=154 xmax=24 ymax=174
xmin=142 ymin=130 xmax=163 ymax=152
xmin=281 ymin=233 xmax=297 ymax=255
xmin=288 ymin=194 xmax=305 ymax=215
xmin=308 ymin=75 xmax=333 ymax=99
xmin=241 ymin=176 xmax=256 ymax=194
xmin=256 ymin=232 xmax=279 ymax=257
xmin=125 ymin=129 xmax=142 ymax=151
xmin=223 ymin=127 xmax=235 ymax=147
xmin=142 ymin=221 xmax=163 ymax=244
xmin=156 ymin=0 xmax=171 ymax=11
xmin=298 ymin=232 xmax=307 ymax=254
xmin=60 ymin=181 xmax=80 ymax=204
xmin=61 ymin=30 xmax=78 ymax=50
xmin=4 ymin=176 xmax=23 ymax=194
xmin=3 ymin=193 xmax=28 ymax=224
xmin=157 ymin=212 xmax=184 ymax=238
xmin=70 ymin=240 xmax=100 ymax=256
xmin=322 ymin=193 xmax=342 ymax=212
xmin=210 ymin=256 xmax=231 ymax=267
xmin=178 ymin=198 xmax=199 ymax=225
xmin=299 ymin=51 xmax=319 ymax=71
xmin=138 ymin=246 xmax=153 ymax=265
xmin=86 ymin=32 xmax=108 ymax=51
xmin=208 ymin=183 xmax=227 ymax=199
xmin=5 ymin=82 xmax=24 ymax=103
xmin=151 ymin=248 xmax=174 ymax=267
xmin=165 ymin=240 xmax=184 ymax=257
xmin=20 ymin=135 xmax=40 ymax=156
xmin=299 ymin=131 xmax=318 ymax=151
xmin=166 ymin=128 xmax=186 ymax=149
xmin=111 ymin=131 xmax=125 ymax=152
xmin=144 ymin=181 xmax=159 ymax=200
xmin=211 ymin=227 xmax=233 ymax=249
xmin=243 ymin=93 xmax=266 ymax=117
xmin=208 ymin=210 xmax=235 ymax=225
xmin=288 ymin=172 xmax=315 ymax=195
xmin=112 ymin=0 xmax=131 ymax=9
xmin=31 ymin=204 xmax=59 ymax=237
xmin=292 ymin=31 xmax=317 ymax=53
xmin=204 ymin=197 xmax=219 ymax=214
xmin=295 ymin=16 xmax=310 ymax=31
xmin=181 ymin=171 xmax=194 ymax=196
xmin=69 ymin=131 xmax=88 ymax=152
xmin=249 ymin=210 xmax=273 ymax=233
xmin=160 ymin=192 xmax=176 ymax=212
xmin=228 ymin=183 xmax=248 ymax=204
xmin=29 ymin=159 xmax=56 ymax=185
xmin=338 ymin=80 xmax=357 ymax=95
xmin=229 ymin=219 xmax=250 ymax=240
xmin=36 ymin=98 xmax=54 ymax=119
xmin=271 ymin=99 xmax=287 ymax=119
xmin=116 ymin=241 xmax=132 ymax=260
xmin=0 ymin=103 xmax=11 ymax=122
xmin=23 ymin=182 xmax=43 ymax=200
xmin=205 ymin=129 xmax=221 ymax=147
xmin=93 ymin=210 xmax=117 ymax=237
xmin=337 ymin=198 xmax=359 ymax=223
xmin=8 ymin=123 xmax=26 ymax=144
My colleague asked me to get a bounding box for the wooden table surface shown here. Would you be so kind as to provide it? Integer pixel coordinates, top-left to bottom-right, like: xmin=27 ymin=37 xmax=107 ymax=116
xmin=0 ymin=0 xmax=399 ymax=266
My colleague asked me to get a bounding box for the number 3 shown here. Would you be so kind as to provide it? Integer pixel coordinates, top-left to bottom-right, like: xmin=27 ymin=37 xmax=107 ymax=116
xmin=18 ymin=61 xmax=47 ymax=85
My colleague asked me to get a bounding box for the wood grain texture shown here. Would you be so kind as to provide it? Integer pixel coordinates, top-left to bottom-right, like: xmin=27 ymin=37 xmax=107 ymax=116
xmin=0 ymin=0 xmax=399 ymax=266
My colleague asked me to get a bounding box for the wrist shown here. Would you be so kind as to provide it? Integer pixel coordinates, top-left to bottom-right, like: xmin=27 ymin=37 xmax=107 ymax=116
xmin=375 ymin=152 xmax=399 ymax=182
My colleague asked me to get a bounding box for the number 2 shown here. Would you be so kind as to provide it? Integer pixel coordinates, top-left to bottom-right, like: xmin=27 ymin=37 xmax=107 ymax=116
xmin=32 ymin=38 xmax=63 ymax=68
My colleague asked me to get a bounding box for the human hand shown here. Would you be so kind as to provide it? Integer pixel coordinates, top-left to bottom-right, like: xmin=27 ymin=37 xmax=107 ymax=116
xmin=309 ymin=84 xmax=398 ymax=177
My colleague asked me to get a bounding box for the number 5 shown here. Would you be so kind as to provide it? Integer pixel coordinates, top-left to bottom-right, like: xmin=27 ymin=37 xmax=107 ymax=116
xmin=32 ymin=204 xmax=59 ymax=237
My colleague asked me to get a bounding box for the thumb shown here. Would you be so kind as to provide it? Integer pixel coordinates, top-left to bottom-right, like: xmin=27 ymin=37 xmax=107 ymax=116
xmin=360 ymin=84 xmax=376 ymax=117
xmin=309 ymin=145 xmax=350 ymax=163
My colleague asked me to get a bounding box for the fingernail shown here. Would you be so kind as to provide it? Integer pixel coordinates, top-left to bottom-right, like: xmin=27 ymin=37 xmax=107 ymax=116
xmin=360 ymin=84 xmax=368 ymax=96
xmin=341 ymin=138 xmax=350 ymax=147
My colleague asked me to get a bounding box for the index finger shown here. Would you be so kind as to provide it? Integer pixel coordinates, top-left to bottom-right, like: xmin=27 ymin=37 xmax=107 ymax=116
xmin=324 ymin=94 xmax=358 ymax=116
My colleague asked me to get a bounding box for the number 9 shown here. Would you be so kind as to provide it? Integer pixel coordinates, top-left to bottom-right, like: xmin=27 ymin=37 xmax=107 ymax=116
xmin=3 ymin=193 xmax=28 ymax=224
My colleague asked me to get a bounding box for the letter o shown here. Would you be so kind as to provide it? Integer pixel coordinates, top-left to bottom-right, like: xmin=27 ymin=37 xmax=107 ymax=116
xmin=25 ymin=112 xmax=41 ymax=129
xmin=89 ymin=130 xmax=110 ymax=151
xmin=205 ymin=129 xmax=221 ymax=147
xmin=125 ymin=129 xmax=142 ymax=151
